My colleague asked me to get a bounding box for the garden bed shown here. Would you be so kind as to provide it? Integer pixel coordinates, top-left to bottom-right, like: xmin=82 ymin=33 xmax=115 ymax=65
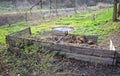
xmin=6 ymin=28 xmax=117 ymax=65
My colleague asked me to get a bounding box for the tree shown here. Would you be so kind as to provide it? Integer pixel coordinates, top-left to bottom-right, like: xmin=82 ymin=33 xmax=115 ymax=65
xmin=118 ymin=0 xmax=120 ymax=17
xmin=49 ymin=0 xmax=52 ymax=17
xmin=55 ymin=0 xmax=58 ymax=16
xmin=113 ymin=0 xmax=118 ymax=21
xmin=69 ymin=0 xmax=77 ymax=13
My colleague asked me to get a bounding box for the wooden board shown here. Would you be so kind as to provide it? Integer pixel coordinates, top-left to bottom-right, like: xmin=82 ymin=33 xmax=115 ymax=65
xmin=54 ymin=51 xmax=115 ymax=65
xmin=52 ymin=44 xmax=115 ymax=58
xmin=8 ymin=27 xmax=31 ymax=37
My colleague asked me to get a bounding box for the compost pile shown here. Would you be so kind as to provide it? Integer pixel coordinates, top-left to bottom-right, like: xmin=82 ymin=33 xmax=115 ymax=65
xmin=63 ymin=35 xmax=91 ymax=44
xmin=41 ymin=34 xmax=106 ymax=49
xmin=61 ymin=34 xmax=100 ymax=49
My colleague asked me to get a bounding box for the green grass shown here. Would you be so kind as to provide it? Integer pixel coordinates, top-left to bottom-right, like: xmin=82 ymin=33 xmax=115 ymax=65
xmin=0 ymin=8 xmax=118 ymax=45
xmin=31 ymin=8 xmax=117 ymax=37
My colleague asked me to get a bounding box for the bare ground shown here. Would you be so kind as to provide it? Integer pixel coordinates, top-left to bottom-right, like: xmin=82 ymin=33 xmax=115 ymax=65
xmin=49 ymin=56 xmax=120 ymax=76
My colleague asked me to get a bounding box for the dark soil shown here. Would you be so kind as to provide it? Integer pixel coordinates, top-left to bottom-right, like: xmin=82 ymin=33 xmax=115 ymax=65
xmin=50 ymin=56 xmax=120 ymax=76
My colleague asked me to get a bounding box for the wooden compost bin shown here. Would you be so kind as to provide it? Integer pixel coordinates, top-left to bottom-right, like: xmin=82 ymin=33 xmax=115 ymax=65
xmin=6 ymin=28 xmax=117 ymax=65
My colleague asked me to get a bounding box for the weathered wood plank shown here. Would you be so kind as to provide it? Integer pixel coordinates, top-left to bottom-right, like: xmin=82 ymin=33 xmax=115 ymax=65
xmin=52 ymin=44 xmax=115 ymax=58
xmin=8 ymin=27 xmax=31 ymax=37
xmin=55 ymin=51 xmax=115 ymax=65
xmin=8 ymin=45 xmax=115 ymax=65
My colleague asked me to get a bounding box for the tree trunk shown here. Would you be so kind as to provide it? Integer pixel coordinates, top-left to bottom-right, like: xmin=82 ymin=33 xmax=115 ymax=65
xmin=49 ymin=0 xmax=52 ymax=18
xmin=74 ymin=0 xmax=77 ymax=13
xmin=40 ymin=0 xmax=42 ymax=9
xmin=118 ymin=0 xmax=120 ymax=17
xmin=55 ymin=0 xmax=58 ymax=16
xmin=113 ymin=0 xmax=118 ymax=21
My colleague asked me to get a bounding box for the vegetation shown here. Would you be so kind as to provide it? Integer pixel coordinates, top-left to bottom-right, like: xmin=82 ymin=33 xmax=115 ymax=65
xmin=31 ymin=8 xmax=117 ymax=41
xmin=1 ymin=0 xmax=120 ymax=76
xmin=0 ymin=7 xmax=119 ymax=75
xmin=0 ymin=8 xmax=118 ymax=45
xmin=0 ymin=44 xmax=55 ymax=76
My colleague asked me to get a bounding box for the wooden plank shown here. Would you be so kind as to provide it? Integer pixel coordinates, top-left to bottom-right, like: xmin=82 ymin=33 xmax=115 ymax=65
xmin=7 ymin=28 xmax=31 ymax=37
xmin=54 ymin=51 xmax=115 ymax=65
xmin=70 ymin=47 xmax=115 ymax=58
xmin=52 ymin=44 xmax=115 ymax=58
xmin=8 ymin=45 xmax=116 ymax=65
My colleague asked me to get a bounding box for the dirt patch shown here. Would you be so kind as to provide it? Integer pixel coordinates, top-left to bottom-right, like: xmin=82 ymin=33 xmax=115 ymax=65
xmin=110 ymin=27 xmax=120 ymax=51
xmin=50 ymin=56 xmax=120 ymax=76
xmin=99 ymin=22 xmax=120 ymax=51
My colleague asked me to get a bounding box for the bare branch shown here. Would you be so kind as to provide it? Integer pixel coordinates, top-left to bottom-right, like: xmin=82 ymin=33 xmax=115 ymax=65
xmin=30 ymin=0 xmax=42 ymax=10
